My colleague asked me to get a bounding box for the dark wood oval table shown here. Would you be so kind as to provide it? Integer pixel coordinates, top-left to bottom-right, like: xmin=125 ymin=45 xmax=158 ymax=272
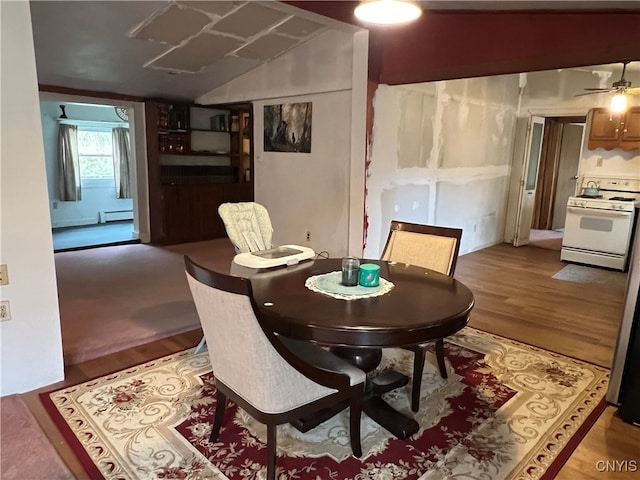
xmin=244 ymin=258 xmax=475 ymax=439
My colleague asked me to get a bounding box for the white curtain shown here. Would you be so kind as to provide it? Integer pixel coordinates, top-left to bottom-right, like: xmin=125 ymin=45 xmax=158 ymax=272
xmin=112 ymin=127 xmax=132 ymax=199
xmin=57 ymin=124 xmax=81 ymax=201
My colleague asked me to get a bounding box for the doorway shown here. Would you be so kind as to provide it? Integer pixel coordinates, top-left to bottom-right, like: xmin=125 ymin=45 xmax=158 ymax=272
xmin=509 ymin=115 xmax=586 ymax=249
xmin=532 ymin=116 xmax=586 ymax=231
xmin=39 ymin=93 xmax=149 ymax=251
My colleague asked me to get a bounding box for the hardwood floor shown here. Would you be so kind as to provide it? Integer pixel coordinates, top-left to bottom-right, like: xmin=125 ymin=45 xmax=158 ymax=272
xmin=457 ymin=243 xmax=625 ymax=368
xmin=20 ymin=242 xmax=639 ymax=479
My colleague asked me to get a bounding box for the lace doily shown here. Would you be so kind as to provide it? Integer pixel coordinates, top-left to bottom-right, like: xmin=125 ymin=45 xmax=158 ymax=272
xmin=305 ymin=271 xmax=394 ymax=300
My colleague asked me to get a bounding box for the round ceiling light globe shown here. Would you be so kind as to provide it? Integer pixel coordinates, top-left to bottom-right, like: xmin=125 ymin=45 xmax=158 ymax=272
xmin=355 ymin=0 xmax=422 ymax=25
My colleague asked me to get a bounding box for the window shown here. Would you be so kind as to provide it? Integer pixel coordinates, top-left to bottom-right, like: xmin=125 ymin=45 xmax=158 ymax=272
xmin=77 ymin=125 xmax=114 ymax=181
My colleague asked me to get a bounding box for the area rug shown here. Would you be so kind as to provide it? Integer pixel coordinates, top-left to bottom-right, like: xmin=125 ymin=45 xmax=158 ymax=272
xmin=552 ymin=263 xmax=627 ymax=290
xmin=41 ymin=327 xmax=608 ymax=480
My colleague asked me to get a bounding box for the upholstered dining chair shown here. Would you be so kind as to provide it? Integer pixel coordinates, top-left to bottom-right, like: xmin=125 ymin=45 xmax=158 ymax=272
xmin=184 ymin=256 xmax=365 ymax=480
xmin=218 ymin=201 xmax=273 ymax=253
xmin=381 ymin=220 xmax=463 ymax=412
xmin=193 ymin=201 xmax=274 ymax=354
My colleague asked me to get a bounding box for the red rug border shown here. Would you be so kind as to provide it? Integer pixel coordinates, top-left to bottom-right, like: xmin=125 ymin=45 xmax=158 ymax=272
xmin=39 ymin=329 xmax=611 ymax=480
xmin=40 ymin=389 xmax=106 ymax=480
xmin=38 ymin=347 xmax=199 ymax=480
xmin=540 ymin=397 xmax=609 ymax=480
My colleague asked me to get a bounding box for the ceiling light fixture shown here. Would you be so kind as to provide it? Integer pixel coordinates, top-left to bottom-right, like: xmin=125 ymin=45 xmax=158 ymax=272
xmin=354 ymin=0 xmax=422 ymax=25
xmin=610 ymin=92 xmax=628 ymax=114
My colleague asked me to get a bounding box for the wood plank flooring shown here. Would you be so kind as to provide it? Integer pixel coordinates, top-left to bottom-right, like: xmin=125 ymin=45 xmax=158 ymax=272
xmin=21 ymin=242 xmax=639 ymax=479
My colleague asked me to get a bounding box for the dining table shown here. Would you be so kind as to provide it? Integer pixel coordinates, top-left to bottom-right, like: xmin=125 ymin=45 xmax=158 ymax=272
xmin=234 ymin=257 xmax=475 ymax=439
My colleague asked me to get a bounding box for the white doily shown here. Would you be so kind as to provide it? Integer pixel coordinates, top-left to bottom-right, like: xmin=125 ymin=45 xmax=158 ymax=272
xmin=305 ymin=271 xmax=394 ymax=300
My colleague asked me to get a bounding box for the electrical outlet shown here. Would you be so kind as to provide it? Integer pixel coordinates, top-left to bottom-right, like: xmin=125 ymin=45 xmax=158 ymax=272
xmin=0 ymin=264 xmax=8 ymax=285
xmin=306 ymin=231 xmax=311 ymax=241
xmin=596 ymin=157 xmax=603 ymax=167
xmin=0 ymin=300 xmax=11 ymax=321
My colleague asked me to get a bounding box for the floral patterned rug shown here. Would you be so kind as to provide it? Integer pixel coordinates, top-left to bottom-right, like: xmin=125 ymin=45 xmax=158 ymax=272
xmin=41 ymin=327 xmax=608 ymax=480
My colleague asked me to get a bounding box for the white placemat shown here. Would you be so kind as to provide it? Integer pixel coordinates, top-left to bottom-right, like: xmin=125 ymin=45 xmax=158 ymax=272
xmin=305 ymin=271 xmax=394 ymax=300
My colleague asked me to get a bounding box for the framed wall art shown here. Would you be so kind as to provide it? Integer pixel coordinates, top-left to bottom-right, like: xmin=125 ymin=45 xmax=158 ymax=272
xmin=264 ymin=102 xmax=312 ymax=153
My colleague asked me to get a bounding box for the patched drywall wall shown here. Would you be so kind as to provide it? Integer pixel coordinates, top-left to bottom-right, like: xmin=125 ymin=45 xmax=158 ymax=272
xmin=365 ymin=75 xmax=519 ymax=258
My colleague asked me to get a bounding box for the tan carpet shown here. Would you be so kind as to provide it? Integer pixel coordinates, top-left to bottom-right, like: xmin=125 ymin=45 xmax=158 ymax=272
xmin=55 ymin=238 xmax=236 ymax=365
xmin=0 ymin=395 xmax=74 ymax=480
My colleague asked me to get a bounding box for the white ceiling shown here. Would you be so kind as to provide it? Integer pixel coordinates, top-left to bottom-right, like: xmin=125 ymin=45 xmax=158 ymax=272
xmin=30 ymin=1 xmax=640 ymax=103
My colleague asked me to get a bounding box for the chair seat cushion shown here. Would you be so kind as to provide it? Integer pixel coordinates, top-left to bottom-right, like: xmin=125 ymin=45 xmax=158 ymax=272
xmin=279 ymin=336 xmax=366 ymax=386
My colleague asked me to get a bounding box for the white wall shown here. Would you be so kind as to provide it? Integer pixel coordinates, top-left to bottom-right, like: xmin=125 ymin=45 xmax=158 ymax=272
xmin=40 ymin=101 xmax=134 ymax=228
xmin=0 ymin=1 xmax=64 ymax=395
xmin=253 ymin=91 xmax=352 ymax=256
xmin=198 ymin=29 xmax=368 ymax=256
xmin=364 ymin=76 xmax=520 ymax=258
xmin=198 ymin=29 xmax=355 ymax=105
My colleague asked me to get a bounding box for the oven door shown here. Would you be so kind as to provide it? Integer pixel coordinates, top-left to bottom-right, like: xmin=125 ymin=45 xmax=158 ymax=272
xmin=563 ymin=206 xmax=634 ymax=255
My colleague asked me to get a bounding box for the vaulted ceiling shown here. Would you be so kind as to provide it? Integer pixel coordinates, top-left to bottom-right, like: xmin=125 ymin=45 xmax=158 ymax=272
xmin=30 ymin=0 xmax=355 ymax=101
xmin=30 ymin=1 xmax=640 ymax=102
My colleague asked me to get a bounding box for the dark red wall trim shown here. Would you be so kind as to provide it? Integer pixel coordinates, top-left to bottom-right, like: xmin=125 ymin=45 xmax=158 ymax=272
xmin=379 ymin=12 xmax=640 ymax=85
xmin=285 ymin=2 xmax=640 ymax=85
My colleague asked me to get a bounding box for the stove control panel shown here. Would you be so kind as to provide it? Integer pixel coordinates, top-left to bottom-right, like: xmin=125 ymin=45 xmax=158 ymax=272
xmin=567 ymin=197 xmax=637 ymax=212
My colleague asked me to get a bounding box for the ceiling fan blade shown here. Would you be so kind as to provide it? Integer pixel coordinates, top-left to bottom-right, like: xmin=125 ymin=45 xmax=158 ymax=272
xmin=626 ymin=87 xmax=640 ymax=95
xmin=574 ymin=91 xmax=607 ymax=97
xmin=582 ymin=88 xmax=612 ymax=92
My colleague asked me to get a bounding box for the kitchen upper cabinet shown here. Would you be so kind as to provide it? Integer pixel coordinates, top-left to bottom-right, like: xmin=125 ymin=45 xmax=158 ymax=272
xmin=587 ymin=106 xmax=640 ymax=151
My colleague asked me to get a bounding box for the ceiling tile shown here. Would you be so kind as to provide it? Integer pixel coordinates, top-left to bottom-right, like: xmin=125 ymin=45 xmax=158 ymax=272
xmin=131 ymin=4 xmax=212 ymax=46
xmin=235 ymin=34 xmax=299 ymax=62
xmin=178 ymin=1 xmax=240 ymax=17
xmin=148 ymin=33 xmax=243 ymax=73
xmin=273 ymin=16 xmax=325 ymax=38
xmin=211 ymin=3 xmax=288 ymax=39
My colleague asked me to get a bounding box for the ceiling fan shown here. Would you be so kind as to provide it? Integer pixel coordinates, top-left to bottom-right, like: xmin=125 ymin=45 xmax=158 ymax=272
xmin=575 ymin=61 xmax=640 ymax=112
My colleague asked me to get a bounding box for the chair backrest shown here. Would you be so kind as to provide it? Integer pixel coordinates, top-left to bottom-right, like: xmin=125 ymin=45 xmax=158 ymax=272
xmin=184 ymin=256 xmax=335 ymax=414
xmin=218 ymin=202 xmax=273 ymax=253
xmin=381 ymin=221 xmax=462 ymax=276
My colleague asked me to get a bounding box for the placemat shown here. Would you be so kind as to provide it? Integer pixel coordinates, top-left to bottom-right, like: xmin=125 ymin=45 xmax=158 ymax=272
xmin=305 ymin=271 xmax=394 ymax=300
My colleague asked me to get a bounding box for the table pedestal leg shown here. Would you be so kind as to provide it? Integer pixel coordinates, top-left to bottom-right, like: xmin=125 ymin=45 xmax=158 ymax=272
xmin=331 ymin=346 xmax=420 ymax=440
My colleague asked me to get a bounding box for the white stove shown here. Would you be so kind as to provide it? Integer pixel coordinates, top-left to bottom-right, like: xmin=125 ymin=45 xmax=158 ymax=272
xmin=561 ymin=176 xmax=640 ymax=271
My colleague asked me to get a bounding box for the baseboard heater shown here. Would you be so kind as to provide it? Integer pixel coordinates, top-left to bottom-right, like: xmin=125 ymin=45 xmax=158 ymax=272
xmin=99 ymin=209 xmax=133 ymax=223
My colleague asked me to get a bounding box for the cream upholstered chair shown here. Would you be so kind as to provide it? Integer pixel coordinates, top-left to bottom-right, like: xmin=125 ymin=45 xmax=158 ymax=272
xmin=194 ymin=201 xmax=274 ymax=354
xmin=218 ymin=201 xmax=273 ymax=253
xmin=184 ymin=256 xmax=365 ymax=480
xmin=381 ymin=220 xmax=462 ymax=412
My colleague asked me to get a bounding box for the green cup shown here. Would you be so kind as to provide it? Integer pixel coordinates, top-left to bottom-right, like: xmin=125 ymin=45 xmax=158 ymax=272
xmin=359 ymin=263 xmax=380 ymax=287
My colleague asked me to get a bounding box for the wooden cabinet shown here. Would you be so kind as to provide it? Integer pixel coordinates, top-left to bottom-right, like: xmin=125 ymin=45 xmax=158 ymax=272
xmin=145 ymin=100 xmax=253 ymax=245
xmin=588 ymin=106 xmax=640 ymax=151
